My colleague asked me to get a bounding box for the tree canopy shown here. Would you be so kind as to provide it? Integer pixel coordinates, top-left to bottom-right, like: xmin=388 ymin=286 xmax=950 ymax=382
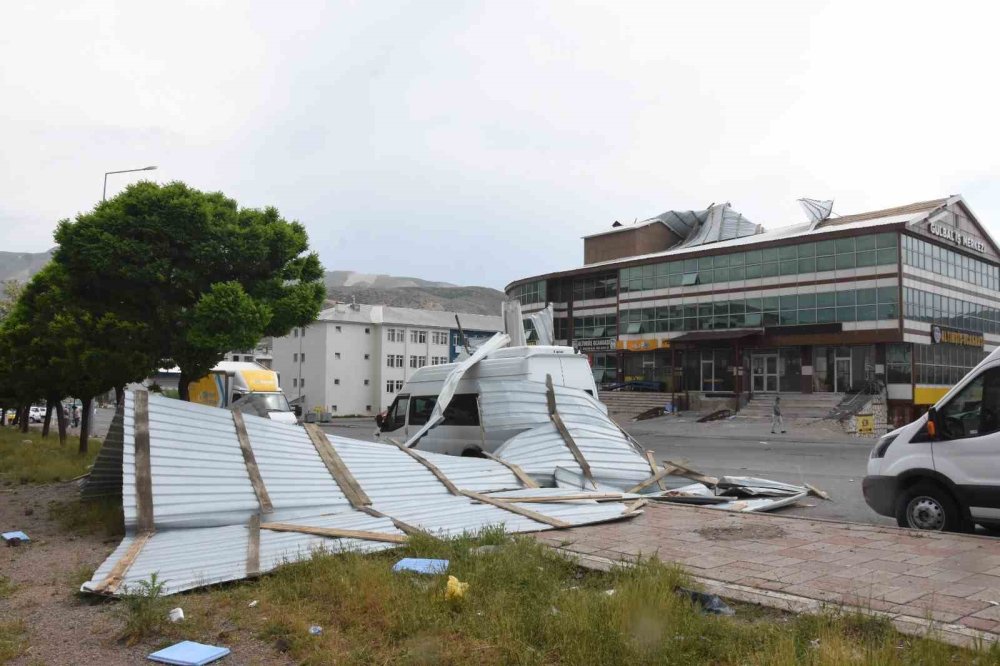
xmin=53 ymin=181 xmax=326 ymax=395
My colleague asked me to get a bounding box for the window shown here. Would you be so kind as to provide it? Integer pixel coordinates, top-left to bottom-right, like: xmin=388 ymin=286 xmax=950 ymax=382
xmin=333 ymin=378 xmax=338 ymax=385
xmin=331 ymin=404 xmax=337 ymax=412
xmin=300 ymin=353 xmax=305 ymax=362
xmin=939 ymin=367 xmax=1000 ymax=439
xmin=334 ymin=352 xmax=340 ymax=359
xmin=293 ymin=329 xmax=299 ymax=338
xmin=363 ymin=379 xmax=369 ymax=385
xmin=365 ymin=327 xmax=370 ymax=334
xmin=232 ymin=355 xmax=239 ymax=361
xmin=386 ymin=380 xmax=395 ymax=393
xmin=410 ymin=330 xmax=427 ymax=344
xmin=364 ymin=353 xmax=370 ymax=360
xmin=293 ymin=352 xmax=298 ymax=362
xmin=508 ymin=280 xmax=547 ymax=304
xmin=300 ymin=378 xmax=305 ymax=388
xmin=292 ymin=378 xmax=297 ymax=387
xmin=387 ymin=328 xmax=402 ymax=342
xmin=395 ymin=380 xmax=404 ymax=391
xmin=387 ymin=354 xmax=404 ymax=368
xmin=335 ymin=326 xmax=342 ymax=332
xmin=408 ymin=394 xmax=480 ymax=427
xmin=409 ymin=355 xmax=427 ymax=368
xmin=366 ymin=405 xmax=371 ymax=412
xmin=408 ymin=396 xmax=437 ymax=426
xmin=431 ymin=331 xmax=448 ymax=345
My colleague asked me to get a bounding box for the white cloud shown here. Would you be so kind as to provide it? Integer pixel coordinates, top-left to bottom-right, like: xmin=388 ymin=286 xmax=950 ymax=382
xmin=1 ymin=0 xmax=997 ymax=289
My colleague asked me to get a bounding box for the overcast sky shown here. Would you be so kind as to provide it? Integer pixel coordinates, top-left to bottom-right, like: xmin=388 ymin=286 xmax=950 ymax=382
xmin=2 ymin=1 xmax=998 ymax=289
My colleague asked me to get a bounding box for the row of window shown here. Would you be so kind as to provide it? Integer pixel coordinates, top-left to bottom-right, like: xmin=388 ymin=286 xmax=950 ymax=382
xmin=509 ymin=280 xmax=547 ymax=305
xmin=902 ymin=234 xmax=999 ymax=290
xmin=573 ymin=313 xmax=618 ymax=339
xmin=619 ymin=233 xmax=899 ymax=293
xmin=572 ymin=274 xmax=618 ymax=301
xmin=902 ymin=287 xmax=1000 ymax=335
xmin=385 ymin=380 xmax=405 ymax=393
xmin=912 ymin=342 xmax=988 ymax=386
xmin=385 ymin=329 xmax=450 ymax=345
xmin=618 ymin=287 xmax=900 ymax=333
xmin=385 ymin=355 xmax=450 ymax=368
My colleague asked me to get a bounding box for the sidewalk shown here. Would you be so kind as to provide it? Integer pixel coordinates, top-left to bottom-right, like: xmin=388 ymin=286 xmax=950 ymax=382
xmin=622 ymin=413 xmax=866 ymax=445
xmin=536 ymin=504 xmax=1000 ymax=648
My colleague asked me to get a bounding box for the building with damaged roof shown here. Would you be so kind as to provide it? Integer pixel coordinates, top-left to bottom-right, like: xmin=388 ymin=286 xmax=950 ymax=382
xmin=507 ymin=196 xmax=1000 ymax=426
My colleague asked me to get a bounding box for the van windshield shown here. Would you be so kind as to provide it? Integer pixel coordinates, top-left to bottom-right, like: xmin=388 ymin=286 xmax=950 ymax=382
xmin=408 ymin=394 xmax=480 ymax=427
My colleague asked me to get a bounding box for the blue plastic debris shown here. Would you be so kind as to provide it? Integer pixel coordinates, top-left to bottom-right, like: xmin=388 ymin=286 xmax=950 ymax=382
xmin=2 ymin=531 xmax=29 ymax=545
xmin=147 ymin=640 xmax=230 ymax=665
xmin=392 ymin=558 xmax=449 ymax=574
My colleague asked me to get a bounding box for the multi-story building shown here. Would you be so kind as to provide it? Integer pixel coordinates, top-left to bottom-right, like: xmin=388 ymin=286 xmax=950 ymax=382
xmin=272 ymin=303 xmax=502 ymax=417
xmin=506 ymin=195 xmax=1000 ymax=428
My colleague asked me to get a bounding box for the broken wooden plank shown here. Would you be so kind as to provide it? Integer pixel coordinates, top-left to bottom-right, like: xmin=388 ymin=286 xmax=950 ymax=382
xmin=246 ymin=514 xmax=261 ymax=577
xmin=545 ymin=374 xmax=597 ymax=490
xmin=232 ymin=411 xmax=274 ymax=514
xmin=305 ymin=424 xmax=371 ymax=507
xmin=133 ymin=391 xmax=154 ymax=533
xmin=491 ymin=493 xmax=625 ymax=503
xmin=623 ymin=498 xmax=649 ymax=514
xmin=805 ymin=483 xmax=831 ymax=501
xmin=644 ymin=450 xmax=667 ymax=491
xmin=356 ymin=505 xmax=430 ymax=537
xmin=460 ymin=490 xmax=571 ymax=528
xmin=260 ymin=522 xmax=408 ymax=544
xmin=483 ymin=451 xmax=540 ymax=488
xmin=662 ymin=459 xmax=719 ymax=486
xmin=627 ymin=464 xmax=681 ymax=494
xmin=390 ymin=440 xmax=461 ymax=495
xmin=91 ymin=531 xmax=154 ymax=594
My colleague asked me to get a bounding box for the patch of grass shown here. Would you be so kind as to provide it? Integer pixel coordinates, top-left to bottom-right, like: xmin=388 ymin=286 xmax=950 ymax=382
xmin=165 ymin=529 xmax=999 ymax=665
xmin=0 ymin=619 xmax=27 ymax=662
xmin=117 ymin=573 xmax=170 ymax=645
xmin=0 ymin=427 xmax=101 ymax=484
xmin=49 ymin=497 xmax=124 ymax=537
xmin=0 ymin=574 xmax=15 ymax=599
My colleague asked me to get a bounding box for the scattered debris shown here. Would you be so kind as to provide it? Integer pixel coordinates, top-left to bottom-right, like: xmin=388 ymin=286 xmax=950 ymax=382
xmin=2 ymin=530 xmax=29 ymax=546
xmin=677 ymin=588 xmax=735 ymax=616
xmin=247 ymin=600 xmax=258 ymax=608
xmin=470 ymin=545 xmax=500 ymax=556
xmin=147 ymin=640 xmax=230 ymax=665
xmin=308 ymin=626 xmax=323 ymax=636
xmin=804 ymin=483 xmax=831 ymax=500
xmin=445 ymin=576 xmax=468 ymax=600
xmin=697 ymin=409 xmax=732 ymax=423
xmin=168 ymin=607 xmax=185 ymax=623
xmin=393 ymin=558 xmax=449 ymax=575
xmin=697 ymin=524 xmax=787 ymax=541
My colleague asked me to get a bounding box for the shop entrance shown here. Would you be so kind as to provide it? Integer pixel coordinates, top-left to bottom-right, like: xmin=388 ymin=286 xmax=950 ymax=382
xmin=751 ymin=353 xmax=779 ymax=393
xmin=834 ymin=355 xmax=852 ymax=393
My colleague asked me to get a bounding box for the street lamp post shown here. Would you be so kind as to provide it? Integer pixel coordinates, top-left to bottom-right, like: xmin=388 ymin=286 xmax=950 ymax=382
xmin=103 ymin=165 xmax=157 ymax=201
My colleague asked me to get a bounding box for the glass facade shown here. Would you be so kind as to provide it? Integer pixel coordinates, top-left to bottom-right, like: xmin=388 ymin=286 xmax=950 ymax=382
xmin=572 ymin=313 xmax=617 ymax=339
xmin=903 ymin=287 xmax=1000 ymax=335
xmin=619 ymin=287 xmax=899 ymax=334
xmin=903 ymin=235 xmax=999 ymax=289
xmin=572 ymin=273 xmax=617 ymax=300
xmin=913 ymin=344 xmax=987 ymax=385
xmin=619 ymin=232 xmax=897 ymax=293
xmin=813 ymin=345 xmax=875 ymax=393
xmin=510 ymin=280 xmax=546 ymax=305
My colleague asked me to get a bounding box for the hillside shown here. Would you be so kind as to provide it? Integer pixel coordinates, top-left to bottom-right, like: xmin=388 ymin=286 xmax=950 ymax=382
xmin=0 ymin=254 xmax=504 ymax=316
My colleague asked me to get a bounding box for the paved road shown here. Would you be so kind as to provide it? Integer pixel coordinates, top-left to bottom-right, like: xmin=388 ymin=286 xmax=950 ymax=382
xmin=627 ymin=423 xmax=893 ymax=526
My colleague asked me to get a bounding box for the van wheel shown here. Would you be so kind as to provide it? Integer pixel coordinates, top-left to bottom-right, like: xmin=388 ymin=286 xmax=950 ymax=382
xmin=895 ymin=482 xmax=964 ymax=532
xmin=460 ymin=448 xmax=484 ymax=458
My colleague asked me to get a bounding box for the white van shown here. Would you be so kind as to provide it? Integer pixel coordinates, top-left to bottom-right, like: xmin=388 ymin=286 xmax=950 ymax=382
xmin=863 ymin=345 xmax=1000 ymax=532
xmin=376 ymin=345 xmax=599 ymax=456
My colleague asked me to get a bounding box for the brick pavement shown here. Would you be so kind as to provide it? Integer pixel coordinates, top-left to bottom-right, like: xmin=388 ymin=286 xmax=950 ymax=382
xmin=535 ymin=503 xmax=1000 ymax=648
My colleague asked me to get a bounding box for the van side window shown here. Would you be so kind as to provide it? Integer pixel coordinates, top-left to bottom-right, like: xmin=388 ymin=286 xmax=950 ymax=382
xmin=442 ymin=394 xmax=480 ymax=427
xmin=382 ymin=396 xmax=409 ymax=432
xmin=409 ymin=396 xmax=437 ymax=426
xmin=939 ymin=367 xmax=1000 ymax=439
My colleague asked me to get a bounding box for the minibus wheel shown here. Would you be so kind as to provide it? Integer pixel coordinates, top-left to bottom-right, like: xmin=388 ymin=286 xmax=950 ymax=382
xmin=895 ymin=482 xmax=961 ymax=532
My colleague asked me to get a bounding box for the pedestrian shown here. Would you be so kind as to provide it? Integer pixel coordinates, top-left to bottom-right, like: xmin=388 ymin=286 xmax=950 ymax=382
xmin=71 ymin=405 xmax=80 ymax=428
xmin=771 ymin=395 xmax=785 ymax=434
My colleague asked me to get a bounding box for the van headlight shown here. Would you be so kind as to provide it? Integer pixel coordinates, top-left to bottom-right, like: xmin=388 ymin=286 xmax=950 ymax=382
xmin=871 ymin=433 xmax=897 ymax=459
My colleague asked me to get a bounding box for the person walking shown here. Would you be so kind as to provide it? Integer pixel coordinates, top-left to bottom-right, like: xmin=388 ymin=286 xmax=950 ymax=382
xmin=771 ymin=395 xmax=786 ymax=434
xmin=71 ymin=405 xmax=80 ymax=428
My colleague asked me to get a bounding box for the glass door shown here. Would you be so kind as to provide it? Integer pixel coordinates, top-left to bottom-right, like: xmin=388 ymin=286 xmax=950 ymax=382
xmin=834 ymin=357 xmax=852 ymax=393
xmin=765 ymin=354 xmax=779 ymax=392
xmin=701 ymin=359 xmax=715 ymax=391
xmin=752 ymin=354 xmax=779 ymax=392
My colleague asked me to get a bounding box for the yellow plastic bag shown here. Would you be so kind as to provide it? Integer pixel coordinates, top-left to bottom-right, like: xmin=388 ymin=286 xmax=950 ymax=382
xmin=445 ymin=575 xmax=468 ymax=600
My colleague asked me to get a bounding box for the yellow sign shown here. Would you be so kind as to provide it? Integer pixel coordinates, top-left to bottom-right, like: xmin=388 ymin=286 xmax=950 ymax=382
xmin=616 ymin=339 xmax=670 ymax=351
xmin=914 ymin=385 xmax=950 ymax=405
xmin=856 ymin=414 xmax=874 ymax=435
xmin=931 ymin=325 xmax=984 ymax=348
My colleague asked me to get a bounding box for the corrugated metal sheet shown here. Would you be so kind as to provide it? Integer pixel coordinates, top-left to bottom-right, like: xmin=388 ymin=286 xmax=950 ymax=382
xmin=82 ymin=392 xmax=640 ymax=597
xmin=80 ymin=403 xmax=124 ymax=500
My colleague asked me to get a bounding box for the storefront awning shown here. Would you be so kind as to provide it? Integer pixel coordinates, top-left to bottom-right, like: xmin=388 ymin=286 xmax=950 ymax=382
xmin=670 ymin=328 xmax=763 ymax=343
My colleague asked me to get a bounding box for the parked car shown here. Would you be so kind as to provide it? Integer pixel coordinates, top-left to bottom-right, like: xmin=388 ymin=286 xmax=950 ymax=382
xmin=863 ymin=345 xmax=1000 ymax=532
xmin=28 ymin=405 xmax=45 ymax=423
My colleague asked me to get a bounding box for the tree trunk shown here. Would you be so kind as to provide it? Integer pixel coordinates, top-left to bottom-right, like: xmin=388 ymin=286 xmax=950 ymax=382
xmin=42 ymin=399 xmax=53 ymax=438
xmin=19 ymin=404 xmax=29 ymax=433
xmin=115 ymin=385 xmax=125 ymax=406
xmin=0 ymin=407 xmax=5 ymax=427
xmin=178 ymin=370 xmax=190 ymax=401
xmin=55 ymin=399 xmax=67 ymax=446
xmin=78 ymin=396 xmax=92 ymax=454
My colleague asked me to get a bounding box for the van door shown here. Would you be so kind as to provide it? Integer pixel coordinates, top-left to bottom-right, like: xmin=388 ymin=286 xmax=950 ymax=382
xmin=379 ymin=395 xmax=409 ymax=440
xmin=411 ymin=394 xmax=484 ymax=456
xmin=931 ymin=365 xmax=1000 ymax=522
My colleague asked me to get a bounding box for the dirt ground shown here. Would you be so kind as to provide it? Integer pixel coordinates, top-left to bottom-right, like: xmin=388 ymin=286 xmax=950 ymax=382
xmin=0 ymin=482 xmax=289 ymax=665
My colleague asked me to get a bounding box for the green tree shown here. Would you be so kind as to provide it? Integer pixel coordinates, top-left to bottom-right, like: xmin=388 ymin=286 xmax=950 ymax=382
xmin=54 ymin=181 xmax=325 ymax=399
xmin=0 ymin=279 xmax=23 ymax=322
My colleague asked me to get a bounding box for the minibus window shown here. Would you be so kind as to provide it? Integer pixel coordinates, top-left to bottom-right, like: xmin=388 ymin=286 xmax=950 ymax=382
xmin=442 ymin=394 xmax=481 ymax=426
xmin=409 ymin=396 xmax=437 ymax=426
xmin=939 ymin=368 xmax=1000 ymax=439
xmin=382 ymin=396 xmax=408 ymax=432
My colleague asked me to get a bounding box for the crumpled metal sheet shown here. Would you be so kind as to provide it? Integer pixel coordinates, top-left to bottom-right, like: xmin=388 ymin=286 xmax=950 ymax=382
xmin=81 ymin=392 xmax=640 ymax=597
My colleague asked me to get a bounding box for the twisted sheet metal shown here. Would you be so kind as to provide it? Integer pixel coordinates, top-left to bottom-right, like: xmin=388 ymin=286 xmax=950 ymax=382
xmin=82 ymin=392 xmax=638 ymax=597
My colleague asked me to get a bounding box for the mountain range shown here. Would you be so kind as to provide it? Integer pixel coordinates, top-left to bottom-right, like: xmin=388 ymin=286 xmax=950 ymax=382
xmin=0 ymin=251 xmax=504 ymax=316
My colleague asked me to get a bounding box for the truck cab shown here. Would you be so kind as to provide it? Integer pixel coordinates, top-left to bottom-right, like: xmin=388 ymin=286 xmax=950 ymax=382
xmin=377 ymin=345 xmax=599 ymax=456
xmin=188 ymin=361 xmax=298 ymax=424
xmin=864 ymin=345 xmax=1000 ymax=532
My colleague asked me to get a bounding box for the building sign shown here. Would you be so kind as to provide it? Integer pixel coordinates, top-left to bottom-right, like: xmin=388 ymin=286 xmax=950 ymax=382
xmin=573 ymin=337 xmax=616 ymax=352
xmin=856 ymin=414 xmax=874 ymax=435
xmin=928 ymin=223 xmax=987 ymax=254
xmin=930 ymin=325 xmax=984 ymax=348
xmin=616 ymin=338 xmax=670 ymax=351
